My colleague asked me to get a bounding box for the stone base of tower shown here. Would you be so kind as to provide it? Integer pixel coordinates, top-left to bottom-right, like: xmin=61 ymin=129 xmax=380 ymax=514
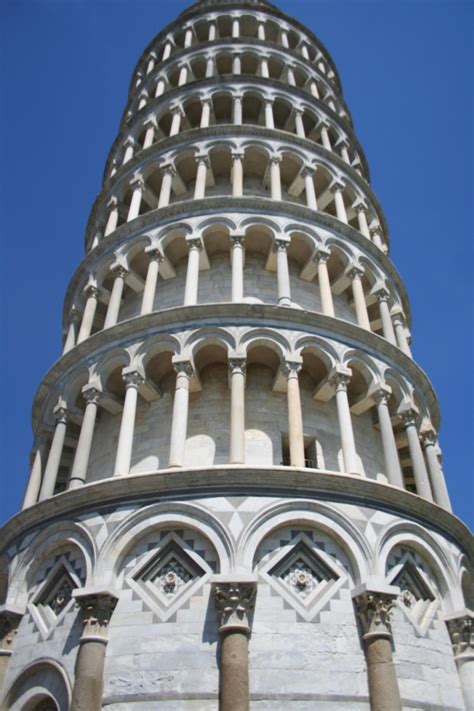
xmin=1 ymin=469 xmax=470 ymax=710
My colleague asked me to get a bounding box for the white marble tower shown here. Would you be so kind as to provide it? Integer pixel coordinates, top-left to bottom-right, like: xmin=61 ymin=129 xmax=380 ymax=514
xmin=1 ymin=1 xmax=473 ymax=709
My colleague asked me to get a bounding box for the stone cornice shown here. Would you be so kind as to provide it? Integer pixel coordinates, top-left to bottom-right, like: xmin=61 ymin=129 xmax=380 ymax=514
xmin=1 ymin=467 xmax=472 ymax=561
xmin=129 ymin=3 xmax=343 ymax=99
xmin=44 ymin=304 xmax=431 ymax=430
xmin=107 ymin=74 xmax=361 ymax=184
xmin=87 ymin=127 xmax=386 ymax=246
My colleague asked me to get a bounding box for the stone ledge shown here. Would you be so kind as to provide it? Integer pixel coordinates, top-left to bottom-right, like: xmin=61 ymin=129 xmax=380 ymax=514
xmin=1 ymin=467 xmax=472 ymax=559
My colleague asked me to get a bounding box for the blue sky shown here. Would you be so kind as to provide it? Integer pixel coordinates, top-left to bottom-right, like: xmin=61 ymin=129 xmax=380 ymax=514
xmin=1 ymin=0 xmax=472 ymax=528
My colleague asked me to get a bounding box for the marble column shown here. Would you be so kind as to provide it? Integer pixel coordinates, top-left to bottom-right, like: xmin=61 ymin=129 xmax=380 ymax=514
xmin=68 ymin=386 xmax=101 ymax=490
xmin=200 ymin=98 xmax=211 ymax=128
xmin=39 ymin=405 xmax=68 ymax=500
xmin=104 ymin=197 xmax=119 ymax=236
xmin=315 ymin=249 xmax=335 ymax=317
xmin=310 ymin=81 xmax=319 ymax=98
xmin=283 ymin=361 xmax=305 ymax=467
xmin=233 ymin=94 xmax=243 ymax=125
xmin=162 ymin=40 xmax=172 ymax=61
xmin=356 ymin=203 xmax=371 ymax=238
xmin=158 ymin=164 xmax=175 ymax=208
xmin=70 ymin=591 xmax=118 ymax=711
xmin=168 ymin=360 xmax=193 ymax=467
xmin=155 ymin=76 xmax=166 ymax=97
xmin=232 ymin=53 xmax=241 ymax=75
xmin=303 ymin=168 xmax=318 ymax=209
xmin=205 ymin=55 xmax=215 ymax=78
xmin=350 ymin=267 xmax=371 ymax=330
xmin=320 ymin=123 xmax=332 ymax=150
xmin=127 ymin=176 xmax=144 ymax=221
xmin=122 ymin=137 xmax=135 ymax=164
xmin=375 ymin=288 xmax=397 ymax=345
xmin=260 ymin=58 xmax=270 ymax=78
xmin=229 ymin=358 xmax=246 ymax=464
xmin=270 ymin=156 xmax=282 ymax=200
xmin=63 ymin=307 xmax=80 ymax=355
xmin=104 ymin=266 xmax=128 ymax=329
xmin=0 ymin=608 xmax=23 ymax=695
xmin=280 ymin=29 xmax=289 ymax=47
xmin=446 ymin=611 xmax=474 ymax=711
xmin=184 ymin=27 xmax=193 ymax=48
xmin=143 ymin=119 xmax=156 ymax=149
xmin=274 ymin=238 xmax=291 ymax=306
xmin=264 ymin=100 xmax=274 ymax=129
xmin=208 ymin=23 xmax=217 ymax=41
xmin=294 ymin=109 xmax=306 ymax=138
xmin=339 ymin=140 xmax=351 ymax=165
xmin=331 ymin=182 xmax=348 ymax=223
xmin=287 ymin=68 xmax=296 ymax=86
xmin=230 ymin=234 xmax=245 ymax=301
xmin=194 ymin=155 xmax=208 ymax=200
xmin=370 ymin=226 xmax=384 ymax=251
xmin=140 ymin=248 xmax=162 ymax=315
xmin=22 ymin=436 xmax=47 ymax=509
xmin=77 ymin=286 xmax=99 ymax=344
xmin=421 ymin=429 xmax=452 ymax=511
xmin=392 ymin=312 xmax=412 ymax=357
xmin=169 ymin=107 xmax=183 ymax=136
xmin=232 ymin=151 xmax=244 ymax=196
xmin=399 ymin=408 xmax=433 ymax=501
xmin=258 ymin=22 xmax=266 ymax=40
xmin=232 ymin=18 xmax=240 ymax=38
xmin=374 ymin=387 xmax=404 ymax=489
xmin=331 ymin=369 xmax=360 ymax=474
xmin=178 ymin=65 xmax=188 ymax=87
xmin=184 ymin=238 xmax=202 ymax=306
xmin=353 ymin=588 xmax=402 ymax=711
xmin=113 ymin=370 xmax=144 ymax=476
xmin=146 ymin=52 xmax=156 ymax=74
xmin=213 ymin=579 xmax=257 ymax=711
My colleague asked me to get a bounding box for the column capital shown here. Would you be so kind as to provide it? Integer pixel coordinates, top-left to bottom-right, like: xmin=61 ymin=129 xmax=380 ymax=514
xmin=372 ymin=383 xmax=392 ymax=406
xmin=143 ymin=115 xmax=158 ymax=129
xmin=373 ymin=285 xmax=391 ymax=302
xmin=72 ymin=589 xmax=119 ymax=643
xmin=337 ymin=137 xmax=350 ymax=150
xmin=123 ymin=134 xmax=137 ymax=148
xmin=172 ymin=357 xmax=194 ymax=379
xmin=273 ymin=235 xmax=290 ymax=252
xmin=230 ymin=231 xmax=245 ymax=246
xmin=347 ymin=264 xmax=365 ymax=279
xmin=228 ymin=357 xmax=246 ymax=376
xmin=231 ymin=149 xmax=245 ymax=161
xmin=353 ymin=199 xmax=368 ymax=213
xmin=110 ymin=263 xmax=129 ymax=279
xmin=329 ymin=365 xmax=352 ymax=391
xmin=84 ymin=284 xmax=99 ymax=299
xmin=81 ymin=384 xmax=102 ymax=405
xmin=129 ymin=172 xmax=146 ymax=191
xmin=68 ymin=305 xmax=81 ymax=322
xmin=264 ymin=97 xmax=274 ymax=107
xmin=186 ymin=236 xmax=203 ymax=251
xmin=170 ymin=102 xmax=184 ymax=117
xmin=53 ymin=403 xmax=68 ymax=425
xmin=330 ymin=179 xmax=345 ymax=194
xmin=212 ymin=577 xmax=257 ymax=634
xmin=121 ymin=368 xmax=145 ymax=389
xmin=314 ymin=246 xmax=331 ymax=263
xmin=302 ymin=164 xmax=317 ymax=178
xmin=0 ymin=607 xmax=23 ymax=655
xmin=282 ymin=359 xmax=302 ymax=379
xmin=420 ymin=426 xmax=437 ymax=449
xmin=446 ymin=611 xmax=474 ymax=659
xmin=353 ymin=589 xmax=398 ymax=640
xmin=144 ymin=245 xmax=163 ymax=262
xmin=106 ymin=194 xmax=118 ymax=209
xmin=270 ymin=153 xmax=282 ymax=165
xmin=194 ymin=152 xmax=210 ymax=167
xmin=391 ymin=309 xmax=406 ymax=327
xmin=159 ymin=161 xmax=176 ymax=177
xmin=398 ymin=406 xmax=419 ymax=429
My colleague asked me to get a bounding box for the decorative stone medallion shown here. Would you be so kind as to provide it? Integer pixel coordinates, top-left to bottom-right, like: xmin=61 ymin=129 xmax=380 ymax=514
xmin=259 ymin=533 xmax=348 ymax=621
xmin=387 ymin=550 xmax=439 ymax=635
xmin=126 ymin=532 xmax=211 ymax=621
xmin=28 ymin=557 xmax=81 ymax=639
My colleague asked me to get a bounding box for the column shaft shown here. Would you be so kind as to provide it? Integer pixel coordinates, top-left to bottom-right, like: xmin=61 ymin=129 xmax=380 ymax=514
xmin=114 ymin=376 xmax=141 ymax=476
xmin=317 ymin=258 xmax=335 ymax=317
xmin=376 ymin=396 xmax=404 ymax=488
xmin=275 ymin=243 xmax=291 ymax=306
xmin=168 ymin=367 xmax=191 ymax=467
xmin=270 ymin=159 xmax=282 ymax=200
xmin=351 ymin=272 xmax=371 ymax=330
xmin=158 ymin=169 xmax=173 ymax=208
xmin=232 ymin=154 xmax=243 ymax=196
xmin=231 ymin=238 xmax=244 ymax=301
xmin=200 ymin=100 xmax=211 ymax=128
xmin=365 ymin=635 xmax=402 ymax=711
xmin=378 ymin=296 xmax=397 ymax=345
xmin=194 ymin=158 xmax=208 ymax=200
xmin=22 ymin=443 xmax=44 ymax=509
xmin=423 ymin=436 xmax=452 ymax=511
xmin=304 ymin=172 xmax=317 ymax=209
xmin=334 ymin=379 xmax=359 ymax=474
xmin=140 ymin=254 xmax=160 ymax=315
xmin=402 ymin=415 xmax=433 ymax=500
xmin=229 ymin=363 xmax=245 ymax=464
xmin=69 ymin=393 xmax=99 ymax=489
xmin=39 ymin=412 xmax=67 ymax=500
xmin=77 ymin=290 xmax=98 ymax=343
xmin=220 ymin=631 xmax=249 ymax=711
xmin=184 ymin=242 xmax=201 ymax=306
xmin=334 ymin=188 xmax=348 ymax=223
xmin=104 ymin=270 xmax=126 ymax=329
xmin=127 ymin=184 xmax=143 ymax=221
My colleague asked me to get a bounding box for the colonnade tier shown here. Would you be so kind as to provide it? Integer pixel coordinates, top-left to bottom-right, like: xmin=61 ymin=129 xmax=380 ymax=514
xmin=63 ymin=216 xmax=411 ymax=356
xmin=106 ymin=76 xmax=366 ymax=186
xmin=128 ymin=2 xmax=343 ymax=105
xmin=24 ymin=311 xmax=448 ymax=511
xmin=87 ymin=128 xmax=388 ymax=253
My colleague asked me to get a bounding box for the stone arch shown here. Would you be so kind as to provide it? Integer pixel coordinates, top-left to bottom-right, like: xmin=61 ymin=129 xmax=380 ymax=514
xmin=95 ymin=503 xmax=233 ymax=584
xmin=8 ymin=521 xmax=95 ymax=607
xmin=376 ymin=522 xmax=459 ymax=610
xmin=184 ymin=327 xmax=237 ymax=359
xmin=3 ymin=659 xmax=72 ymax=711
xmin=239 ymin=499 xmax=371 ymax=584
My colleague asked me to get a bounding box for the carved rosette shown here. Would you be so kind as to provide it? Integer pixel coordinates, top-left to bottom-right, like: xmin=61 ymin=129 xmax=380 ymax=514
xmin=0 ymin=611 xmax=23 ymax=657
xmin=447 ymin=614 xmax=474 ymax=659
xmin=354 ymin=592 xmax=396 ymax=640
xmin=212 ymin=582 xmax=257 ymax=634
xmin=75 ymin=593 xmax=118 ymax=643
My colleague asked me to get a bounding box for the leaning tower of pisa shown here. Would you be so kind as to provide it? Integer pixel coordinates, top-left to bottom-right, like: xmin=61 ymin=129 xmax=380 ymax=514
xmin=1 ymin=1 xmax=472 ymax=709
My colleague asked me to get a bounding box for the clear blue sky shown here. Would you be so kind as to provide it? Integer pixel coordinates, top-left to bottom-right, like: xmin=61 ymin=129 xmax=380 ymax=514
xmin=1 ymin=0 xmax=472 ymax=528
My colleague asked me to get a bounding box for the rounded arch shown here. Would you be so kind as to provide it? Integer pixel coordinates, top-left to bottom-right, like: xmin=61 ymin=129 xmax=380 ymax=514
xmin=95 ymin=502 xmax=234 ymax=584
xmin=184 ymin=327 xmax=237 ymax=359
xmin=238 ymin=499 xmax=371 ymax=584
xmin=4 ymin=659 xmax=72 ymax=711
xmin=376 ymin=521 xmax=460 ymax=610
xmin=94 ymin=347 xmax=131 ymax=386
xmin=238 ymin=327 xmax=289 ymax=361
xmin=8 ymin=521 xmax=95 ymax=607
